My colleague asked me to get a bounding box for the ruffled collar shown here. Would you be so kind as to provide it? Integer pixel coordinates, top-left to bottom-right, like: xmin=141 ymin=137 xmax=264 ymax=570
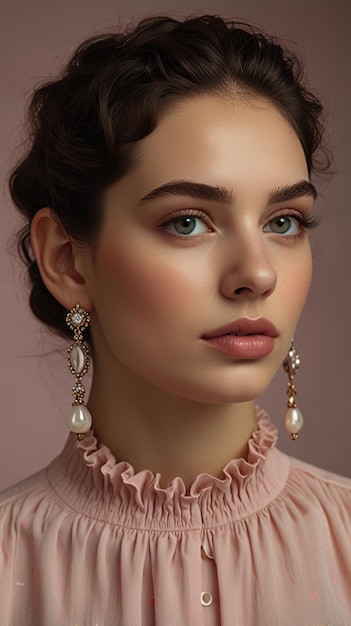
xmin=47 ymin=407 xmax=290 ymax=530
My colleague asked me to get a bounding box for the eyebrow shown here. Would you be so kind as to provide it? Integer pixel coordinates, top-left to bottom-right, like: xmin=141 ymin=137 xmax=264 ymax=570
xmin=268 ymin=180 xmax=317 ymax=203
xmin=137 ymin=180 xmax=234 ymax=205
xmin=137 ymin=178 xmax=317 ymax=206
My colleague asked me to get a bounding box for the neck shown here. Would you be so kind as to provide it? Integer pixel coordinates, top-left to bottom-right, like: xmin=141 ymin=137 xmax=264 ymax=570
xmin=87 ymin=364 xmax=257 ymax=490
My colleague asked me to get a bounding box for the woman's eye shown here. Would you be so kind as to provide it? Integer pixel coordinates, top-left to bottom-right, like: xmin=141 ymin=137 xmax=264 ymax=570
xmin=164 ymin=215 xmax=208 ymax=236
xmin=264 ymin=215 xmax=300 ymax=236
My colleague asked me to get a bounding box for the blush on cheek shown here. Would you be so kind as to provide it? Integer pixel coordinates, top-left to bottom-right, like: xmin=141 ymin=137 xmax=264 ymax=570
xmin=298 ymin=255 xmax=313 ymax=295
xmin=95 ymin=238 xmax=201 ymax=323
xmin=283 ymin=256 xmax=312 ymax=319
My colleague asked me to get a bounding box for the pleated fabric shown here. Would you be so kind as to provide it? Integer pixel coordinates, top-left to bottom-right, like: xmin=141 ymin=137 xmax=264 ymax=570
xmin=1 ymin=407 xmax=350 ymax=625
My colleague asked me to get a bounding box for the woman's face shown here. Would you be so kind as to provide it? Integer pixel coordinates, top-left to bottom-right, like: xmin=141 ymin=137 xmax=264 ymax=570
xmin=77 ymin=95 xmax=315 ymax=404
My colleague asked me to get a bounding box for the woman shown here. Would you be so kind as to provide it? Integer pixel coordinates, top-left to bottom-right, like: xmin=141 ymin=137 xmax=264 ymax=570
xmin=1 ymin=14 xmax=350 ymax=625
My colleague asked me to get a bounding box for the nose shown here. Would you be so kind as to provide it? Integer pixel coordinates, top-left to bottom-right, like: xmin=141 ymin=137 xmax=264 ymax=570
xmin=220 ymin=234 xmax=277 ymax=300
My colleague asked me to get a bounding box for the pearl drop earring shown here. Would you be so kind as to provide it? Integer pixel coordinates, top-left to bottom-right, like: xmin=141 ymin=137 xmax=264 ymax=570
xmin=66 ymin=304 xmax=92 ymax=440
xmin=283 ymin=340 xmax=303 ymax=440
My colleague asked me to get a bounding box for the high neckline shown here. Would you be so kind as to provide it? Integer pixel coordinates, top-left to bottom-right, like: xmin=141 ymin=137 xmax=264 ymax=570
xmin=47 ymin=407 xmax=290 ymax=530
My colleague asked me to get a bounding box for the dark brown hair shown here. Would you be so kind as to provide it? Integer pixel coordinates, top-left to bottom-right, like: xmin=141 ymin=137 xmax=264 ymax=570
xmin=10 ymin=14 xmax=330 ymax=340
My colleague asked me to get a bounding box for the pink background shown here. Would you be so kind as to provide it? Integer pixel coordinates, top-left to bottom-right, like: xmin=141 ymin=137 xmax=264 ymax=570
xmin=0 ymin=0 xmax=350 ymax=490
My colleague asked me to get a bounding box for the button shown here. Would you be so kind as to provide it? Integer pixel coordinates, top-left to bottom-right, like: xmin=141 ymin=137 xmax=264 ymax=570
xmin=200 ymin=591 xmax=213 ymax=606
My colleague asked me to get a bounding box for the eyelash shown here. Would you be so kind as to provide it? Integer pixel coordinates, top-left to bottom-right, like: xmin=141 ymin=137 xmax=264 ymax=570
xmin=159 ymin=208 xmax=320 ymax=239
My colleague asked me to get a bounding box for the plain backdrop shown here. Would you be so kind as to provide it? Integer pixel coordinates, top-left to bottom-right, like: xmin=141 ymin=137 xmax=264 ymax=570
xmin=0 ymin=0 xmax=350 ymax=490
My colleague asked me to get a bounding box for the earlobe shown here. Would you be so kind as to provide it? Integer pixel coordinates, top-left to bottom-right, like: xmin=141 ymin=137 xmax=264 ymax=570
xmin=30 ymin=208 xmax=93 ymax=311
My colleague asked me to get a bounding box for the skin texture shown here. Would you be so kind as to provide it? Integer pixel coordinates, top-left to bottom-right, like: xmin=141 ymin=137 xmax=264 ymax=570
xmin=31 ymin=95 xmax=315 ymax=488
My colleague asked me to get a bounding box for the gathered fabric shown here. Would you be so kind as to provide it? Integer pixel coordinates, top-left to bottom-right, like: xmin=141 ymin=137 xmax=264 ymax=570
xmin=1 ymin=407 xmax=350 ymax=625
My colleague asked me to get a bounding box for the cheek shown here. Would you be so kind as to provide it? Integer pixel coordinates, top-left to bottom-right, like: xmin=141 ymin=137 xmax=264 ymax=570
xmin=92 ymin=237 xmax=209 ymax=329
xmin=296 ymin=248 xmax=313 ymax=300
xmin=90 ymin=237 xmax=215 ymax=388
xmin=281 ymin=246 xmax=313 ymax=322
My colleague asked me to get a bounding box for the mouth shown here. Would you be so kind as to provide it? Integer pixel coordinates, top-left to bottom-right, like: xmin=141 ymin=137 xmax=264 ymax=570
xmin=201 ymin=318 xmax=278 ymax=359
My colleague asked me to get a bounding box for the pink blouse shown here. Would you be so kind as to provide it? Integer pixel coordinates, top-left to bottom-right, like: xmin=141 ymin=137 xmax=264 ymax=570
xmin=1 ymin=408 xmax=350 ymax=625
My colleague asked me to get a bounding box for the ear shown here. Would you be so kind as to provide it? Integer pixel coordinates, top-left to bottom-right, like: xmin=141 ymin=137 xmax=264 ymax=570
xmin=30 ymin=207 xmax=93 ymax=312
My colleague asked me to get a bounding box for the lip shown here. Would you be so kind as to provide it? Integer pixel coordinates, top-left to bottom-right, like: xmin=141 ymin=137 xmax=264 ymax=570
xmin=202 ymin=318 xmax=278 ymax=359
xmin=202 ymin=318 xmax=278 ymax=339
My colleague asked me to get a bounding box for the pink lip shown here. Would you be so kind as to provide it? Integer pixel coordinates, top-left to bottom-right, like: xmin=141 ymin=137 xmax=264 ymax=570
xmin=202 ymin=318 xmax=278 ymax=359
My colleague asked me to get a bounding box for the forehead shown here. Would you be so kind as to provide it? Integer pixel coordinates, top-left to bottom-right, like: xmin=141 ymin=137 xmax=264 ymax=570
xmin=145 ymin=94 xmax=304 ymax=165
xmin=114 ymin=95 xmax=309 ymax=203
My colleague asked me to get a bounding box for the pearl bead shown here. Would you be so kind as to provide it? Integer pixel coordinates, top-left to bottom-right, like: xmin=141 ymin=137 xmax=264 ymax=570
xmin=284 ymin=407 xmax=303 ymax=436
xmin=67 ymin=405 xmax=92 ymax=434
xmin=69 ymin=345 xmax=86 ymax=374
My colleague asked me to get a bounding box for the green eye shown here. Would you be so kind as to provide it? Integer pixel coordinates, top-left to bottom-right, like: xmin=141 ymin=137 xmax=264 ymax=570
xmin=265 ymin=216 xmax=299 ymax=235
xmin=173 ymin=217 xmax=197 ymax=234
xmin=165 ymin=216 xmax=208 ymax=236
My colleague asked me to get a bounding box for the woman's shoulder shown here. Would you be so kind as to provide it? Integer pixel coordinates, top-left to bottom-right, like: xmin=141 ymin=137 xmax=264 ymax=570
xmin=283 ymin=452 xmax=351 ymax=520
xmin=0 ymin=437 xmax=74 ymax=515
xmin=288 ymin=454 xmax=351 ymax=490
xmin=0 ymin=467 xmax=51 ymax=515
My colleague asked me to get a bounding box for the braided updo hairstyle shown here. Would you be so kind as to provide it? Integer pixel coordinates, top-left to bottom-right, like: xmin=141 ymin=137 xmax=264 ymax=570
xmin=9 ymin=14 xmax=330 ymax=342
